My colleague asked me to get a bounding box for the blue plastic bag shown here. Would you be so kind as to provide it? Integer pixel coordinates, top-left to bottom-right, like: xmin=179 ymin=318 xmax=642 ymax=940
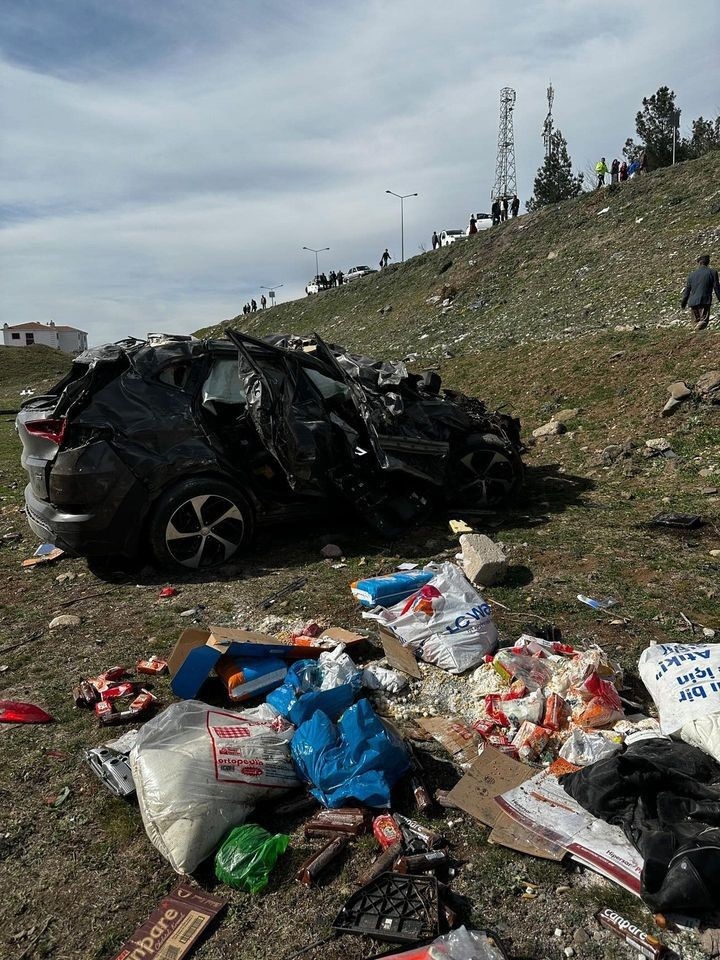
xmin=290 ymin=698 xmax=410 ymax=808
xmin=266 ymin=659 xmax=358 ymax=724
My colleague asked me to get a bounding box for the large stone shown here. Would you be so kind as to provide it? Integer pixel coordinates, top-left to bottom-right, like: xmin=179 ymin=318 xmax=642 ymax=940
xmin=696 ymin=370 xmax=720 ymax=403
xmin=49 ymin=614 xmax=82 ymax=630
xmin=459 ymin=534 xmax=508 ymax=586
xmin=661 ymin=396 xmax=682 ymax=417
xmin=551 ymin=408 xmax=580 ymax=423
xmin=532 ymin=420 xmax=566 ymax=439
xmin=669 ymin=381 xmax=692 ymax=401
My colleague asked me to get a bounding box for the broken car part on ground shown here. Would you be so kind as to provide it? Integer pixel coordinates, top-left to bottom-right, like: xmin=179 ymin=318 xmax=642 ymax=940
xmin=16 ymin=331 xmax=523 ymax=569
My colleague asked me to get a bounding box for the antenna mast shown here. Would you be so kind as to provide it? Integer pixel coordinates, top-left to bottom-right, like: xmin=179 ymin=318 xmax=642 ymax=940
xmin=542 ymin=81 xmax=555 ymax=157
xmin=491 ymin=86 xmax=517 ymax=201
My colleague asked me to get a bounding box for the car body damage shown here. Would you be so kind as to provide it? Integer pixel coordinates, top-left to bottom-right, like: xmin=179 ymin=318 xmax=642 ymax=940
xmin=16 ymin=332 xmax=524 ymax=568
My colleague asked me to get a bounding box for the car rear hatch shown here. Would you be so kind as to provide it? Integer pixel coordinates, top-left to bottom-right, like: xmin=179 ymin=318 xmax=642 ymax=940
xmin=16 ymin=344 xmax=130 ymax=502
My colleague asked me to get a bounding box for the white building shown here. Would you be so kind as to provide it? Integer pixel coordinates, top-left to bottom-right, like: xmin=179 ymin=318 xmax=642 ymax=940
xmin=3 ymin=321 xmax=88 ymax=354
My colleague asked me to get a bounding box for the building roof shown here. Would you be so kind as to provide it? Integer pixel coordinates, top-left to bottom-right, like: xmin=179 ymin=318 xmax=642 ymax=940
xmin=4 ymin=322 xmax=87 ymax=334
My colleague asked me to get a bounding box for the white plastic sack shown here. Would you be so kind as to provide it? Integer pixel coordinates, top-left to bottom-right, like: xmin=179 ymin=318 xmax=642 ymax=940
xmin=364 ymin=562 xmax=498 ymax=673
xmin=362 ymin=663 xmax=408 ymax=693
xmin=130 ymin=700 xmax=299 ymax=874
xmin=318 ymin=647 xmax=362 ymax=690
xmin=639 ymin=642 xmax=720 ymax=735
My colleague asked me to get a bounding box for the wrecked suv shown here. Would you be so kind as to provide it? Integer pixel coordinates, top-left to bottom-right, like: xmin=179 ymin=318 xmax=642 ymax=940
xmin=17 ymin=331 xmax=523 ymax=569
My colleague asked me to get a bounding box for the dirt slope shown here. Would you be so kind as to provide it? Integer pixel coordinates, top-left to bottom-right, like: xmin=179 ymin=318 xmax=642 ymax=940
xmin=197 ymin=152 xmax=720 ymax=360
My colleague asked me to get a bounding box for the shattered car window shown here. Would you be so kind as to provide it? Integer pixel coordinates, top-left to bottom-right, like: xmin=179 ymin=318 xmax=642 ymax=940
xmin=157 ymin=362 xmax=193 ymax=389
xmin=305 ymin=369 xmax=351 ymax=402
xmin=201 ymin=358 xmax=247 ymax=414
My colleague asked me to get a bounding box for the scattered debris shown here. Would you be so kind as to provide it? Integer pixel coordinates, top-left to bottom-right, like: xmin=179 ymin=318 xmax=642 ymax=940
xmin=84 ymin=746 xmax=136 ymax=797
xmin=532 ymin=420 xmax=566 ymax=439
xmin=260 ymin=576 xmax=307 ymax=609
xmin=215 ymin=824 xmax=290 ymax=893
xmin=596 ymin=908 xmax=665 ymax=959
xmin=22 ymin=544 xmax=64 ymax=567
xmin=109 ymin=885 xmax=226 ymax=960
xmin=577 ymin=594 xmax=618 ymax=610
xmin=0 ymin=700 xmax=54 ymax=724
xmin=49 ymin=614 xmax=82 ymax=630
xmin=459 ymin=533 xmax=508 ymax=587
xmin=650 ymin=512 xmax=703 ymax=529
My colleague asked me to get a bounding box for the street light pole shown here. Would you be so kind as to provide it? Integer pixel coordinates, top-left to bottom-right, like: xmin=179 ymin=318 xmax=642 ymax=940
xmin=302 ymin=246 xmax=330 ymax=280
xmin=386 ymin=190 xmax=418 ymax=262
xmin=261 ymin=284 xmax=283 ymax=308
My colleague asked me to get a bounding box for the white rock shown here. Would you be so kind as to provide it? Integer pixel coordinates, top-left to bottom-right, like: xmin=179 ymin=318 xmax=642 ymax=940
xmin=460 ymin=534 xmax=508 ymax=586
xmin=533 ymin=420 xmax=566 ymax=439
xmin=49 ymin=614 xmax=82 ymax=630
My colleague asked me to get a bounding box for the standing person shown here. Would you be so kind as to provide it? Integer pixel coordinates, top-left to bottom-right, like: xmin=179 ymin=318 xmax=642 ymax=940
xmin=639 ymin=151 xmax=649 ymax=175
xmin=380 ymin=248 xmax=391 ymax=268
xmin=619 ymin=160 xmax=628 ymax=182
xmin=260 ymin=294 xmax=267 ymax=310
xmin=610 ymin=159 xmax=620 ymax=184
xmin=501 ymin=197 xmax=509 ymax=221
xmin=628 ymin=158 xmax=639 ymax=178
xmin=251 ymin=299 xmax=257 ymax=312
xmin=468 ymin=215 xmax=478 ymax=235
xmin=329 ymin=270 xmax=336 ymax=287
xmin=510 ymin=195 xmax=520 ymax=217
xmin=491 ymin=199 xmax=501 ymax=225
xmin=595 ymin=157 xmax=609 ymax=187
xmin=336 ymin=269 xmax=344 ymax=286
xmin=431 ymin=230 xmax=439 ymax=250
xmin=681 ymin=254 xmax=720 ymax=330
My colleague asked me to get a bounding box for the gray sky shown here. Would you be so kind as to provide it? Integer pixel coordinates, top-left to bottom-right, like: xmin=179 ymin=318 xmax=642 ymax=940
xmin=2 ymin=0 xmax=717 ymax=345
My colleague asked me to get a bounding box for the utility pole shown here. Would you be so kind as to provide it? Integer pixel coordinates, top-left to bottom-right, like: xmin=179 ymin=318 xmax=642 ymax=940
xmin=671 ymin=108 xmax=680 ymax=165
xmin=385 ymin=190 xmax=418 ymax=262
xmin=491 ymin=87 xmax=517 ymax=202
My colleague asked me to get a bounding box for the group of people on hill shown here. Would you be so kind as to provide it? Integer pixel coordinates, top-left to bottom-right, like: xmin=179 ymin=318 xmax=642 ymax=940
xmin=314 ymin=270 xmax=345 ymax=289
xmin=491 ymin=195 xmax=520 ymax=225
xmin=595 ymin=154 xmax=649 ymax=188
xmin=241 ymin=297 xmax=266 ymax=314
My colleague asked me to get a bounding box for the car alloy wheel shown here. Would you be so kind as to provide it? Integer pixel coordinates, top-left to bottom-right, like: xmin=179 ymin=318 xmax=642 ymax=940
xmin=164 ymin=493 xmax=246 ymax=569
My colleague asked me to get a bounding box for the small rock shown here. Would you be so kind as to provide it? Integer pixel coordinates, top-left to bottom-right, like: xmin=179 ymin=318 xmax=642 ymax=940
xmin=55 ymin=572 xmax=76 ymax=584
xmin=532 ymin=420 xmax=566 ymax=439
xmin=669 ymin=381 xmax=692 ymax=401
xmin=695 ymin=370 xmax=720 ymax=403
xmin=710 ymin=549 xmax=720 ymax=557
xmin=563 ymin=948 xmax=574 ymax=958
xmin=703 ymin=628 xmax=716 ymax=639
xmin=179 ymin=608 xmax=197 ymax=617
xmin=49 ymin=614 xmax=81 ymax=630
xmin=321 ymin=543 xmax=343 ymax=559
xmin=379 ymin=305 xmax=393 ymax=314
xmin=702 ymin=488 xmax=719 ymax=496
xmin=700 ymin=467 xmax=715 ymax=477
xmin=601 ymin=444 xmax=624 ymax=465
xmin=551 ymin=408 xmax=580 ymax=423
xmin=646 ymin=437 xmax=671 ymax=453
xmin=572 ymin=929 xmax=589 ymax=945
xmin=554 ymin=929 xmax=563 ymax=938
xmin=425 ymin=295 xmax=442 ymax=305
xmin=459 ymin=534 xmax=508 ymax=586
xmin=547 ymin=250 xmax=558 ymax=259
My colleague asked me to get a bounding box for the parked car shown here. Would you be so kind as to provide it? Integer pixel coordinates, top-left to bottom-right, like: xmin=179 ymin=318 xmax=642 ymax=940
xmin=343 ymin=265 xmax=377 ymax=283
xmin=16 ymin=332 xmax=523 ymax=569
xmin=439 ymin=230 xmax=468 ymax=247
xmin=467 ymin=214 xmax=493 ymax=234
xmin=305 ymin=275 xmax=328 ymax=295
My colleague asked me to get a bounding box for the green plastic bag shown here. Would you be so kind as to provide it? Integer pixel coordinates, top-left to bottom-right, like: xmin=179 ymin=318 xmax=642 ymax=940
xmin=215 ymin=823 xmax=290 ymax=893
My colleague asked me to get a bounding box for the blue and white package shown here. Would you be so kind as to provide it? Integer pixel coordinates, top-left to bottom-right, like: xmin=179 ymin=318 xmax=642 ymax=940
xmin=350 ymin=569 xmax=434 ymax=608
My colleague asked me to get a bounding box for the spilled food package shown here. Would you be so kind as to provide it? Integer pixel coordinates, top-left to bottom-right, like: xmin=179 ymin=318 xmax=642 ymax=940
xmin=130 ymin=700 xmax=298 ymax=874
xmin=364 ymin=562 xmax=498 ymax=673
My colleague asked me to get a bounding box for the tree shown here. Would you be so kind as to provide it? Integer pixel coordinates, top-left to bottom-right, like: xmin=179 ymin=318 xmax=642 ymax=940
xmin=686 ymin=116 xmax=720 ymax=158
xmin=526 ymin=130 xmax=584 ymax=211
xmin=625 ymin=86 xmax=687 ymax=168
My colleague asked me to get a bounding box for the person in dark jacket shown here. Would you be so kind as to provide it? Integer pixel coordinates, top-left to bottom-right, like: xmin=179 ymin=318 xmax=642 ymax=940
xmin=501 ymin=197 xmax=509 ymax=221
xmin=610 ymin=159 xmax=620 ymax=184
xmin=681 ymin=254 xmax=720 ymax=329
xmin=431 ymin=230 xmax=439 ymax=250
xmin=491 ymin=199 xmax=501 ymax=225
xmin=468 ymin=215 xmax=478 ymax=235
xmin=510 ymin=195 xmax=520 ymax=217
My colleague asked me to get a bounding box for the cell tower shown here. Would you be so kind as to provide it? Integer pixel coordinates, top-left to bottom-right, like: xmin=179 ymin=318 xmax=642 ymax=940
xmin=542 ymin=81 xmax=555 ymax=157
xmin=491 ymin=86 xmax=517 ymax=201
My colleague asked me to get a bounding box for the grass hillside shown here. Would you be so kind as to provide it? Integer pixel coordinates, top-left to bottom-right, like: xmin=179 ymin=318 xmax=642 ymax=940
xmin=0 ymin=344 xmax=71 ymax=408
xmin=198 ymin=152 xmax=720 ymax=359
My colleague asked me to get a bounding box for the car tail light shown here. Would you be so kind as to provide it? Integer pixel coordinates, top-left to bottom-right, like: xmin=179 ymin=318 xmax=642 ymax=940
xmin=24 ymin=417 xmax=67 ymax=445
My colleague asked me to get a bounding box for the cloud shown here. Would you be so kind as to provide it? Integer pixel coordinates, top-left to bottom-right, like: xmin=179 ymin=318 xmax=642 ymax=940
xmin=2 ymin=0 xmax=717 ymax=345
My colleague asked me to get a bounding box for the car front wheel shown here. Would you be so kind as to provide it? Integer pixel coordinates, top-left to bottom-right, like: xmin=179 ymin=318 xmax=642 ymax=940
xmin=148 ymin=477 xmax=255 ymax=569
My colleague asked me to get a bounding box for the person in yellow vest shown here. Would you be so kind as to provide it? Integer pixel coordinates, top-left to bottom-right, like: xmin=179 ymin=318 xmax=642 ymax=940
xmin=595 ymin=157 xmax=609 ymax=188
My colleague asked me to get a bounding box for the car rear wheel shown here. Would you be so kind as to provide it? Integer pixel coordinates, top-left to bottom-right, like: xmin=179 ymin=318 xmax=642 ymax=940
xmin=148 ymin=478 xmax=254 ymax=569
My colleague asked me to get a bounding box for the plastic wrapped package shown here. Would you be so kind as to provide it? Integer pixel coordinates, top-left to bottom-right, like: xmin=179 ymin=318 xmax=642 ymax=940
xmin=559 ymin=728 xmax=622 ymax=766
xmin=214 ymin=823 xmax=289 ymax=893
xmin=364 ymin=562 xmax=498 ymax=674
xmin=546 ymin=646 xmax=623 ymax=698
xmin=492 ymin=648 xmax=555 ymax=691
xmin=570 ymin=671 xmax=624 ymax=729
xmin=130 ymin=701 xmax=299 ymax=874
xmin=371 ymin=925 xmax=509 ymax=959
xmin=266 ymin=652 xmax=361 ymax=726
xmin=291 ymin=698 xmax=410 ymax=808
xmin=362 ymin=663 xmax=408 ymax=693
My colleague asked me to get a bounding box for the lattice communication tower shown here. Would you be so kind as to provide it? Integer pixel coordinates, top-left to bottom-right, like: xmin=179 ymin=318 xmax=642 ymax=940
xmin=491 ymin=87 xmax=517 ymax=201
xmin=542 ymin=81 xmax=555 ymax=157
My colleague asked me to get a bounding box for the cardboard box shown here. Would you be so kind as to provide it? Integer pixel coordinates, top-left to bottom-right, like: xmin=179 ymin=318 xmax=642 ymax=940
xmin=111 ymin=883 xmax=226 ymax=960
xmin=169 ymin=625 xmax=365 ymax=700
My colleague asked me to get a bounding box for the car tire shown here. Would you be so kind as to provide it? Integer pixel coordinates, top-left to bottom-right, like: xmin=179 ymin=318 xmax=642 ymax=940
xmin=453 ymin=433 xmax=523 ymax=508
xmin=148 ymin=477 xmax=255 ymax=570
